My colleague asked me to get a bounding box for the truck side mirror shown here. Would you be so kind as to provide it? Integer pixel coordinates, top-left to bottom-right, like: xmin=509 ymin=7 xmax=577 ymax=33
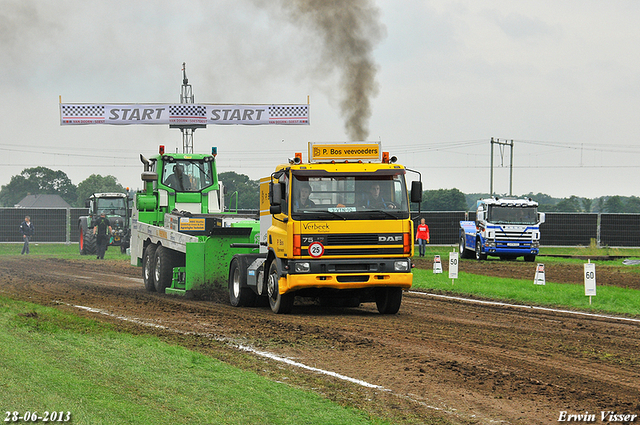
xmin=538 ymin=212 xmax=545 ymax=224
xmin=477 ymin=211 xmax=484 ymax=222
xmin=410 ymin=181 xmax=422 ymax=203
xmin=141 ymin=171 xmax=158 ymax=182
xmin=85 ymin=199 xmax=90 ymax=208
xmin=269 ymin=182 xmax=282 ymax=206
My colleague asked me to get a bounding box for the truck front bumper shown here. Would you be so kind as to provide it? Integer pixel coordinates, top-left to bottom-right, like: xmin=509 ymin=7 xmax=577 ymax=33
xmin=279 ymin=257 xmax=413 ymax=293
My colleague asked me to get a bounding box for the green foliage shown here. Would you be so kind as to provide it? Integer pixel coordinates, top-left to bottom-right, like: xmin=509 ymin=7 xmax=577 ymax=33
xmin=421 ymin=188 xmax=467 ymax=211
xmin=76 ymin=175 xmax=126 ymax=207
xmin=0 ymin=297 xmax=389 ymax=425
xmin=0 ymin=167 xmax=76 ymax=207
xmin=219 ymin=171 xmax=259 ymax=210
xmin=550 ymin=195 xmax=583 ymax=212
xmin=604 ymin=195 xmax=625 ymax=213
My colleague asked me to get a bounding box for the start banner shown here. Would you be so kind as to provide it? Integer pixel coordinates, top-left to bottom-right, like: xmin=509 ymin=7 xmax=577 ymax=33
xmin=60 ymin=103 xmax=310 ymax=126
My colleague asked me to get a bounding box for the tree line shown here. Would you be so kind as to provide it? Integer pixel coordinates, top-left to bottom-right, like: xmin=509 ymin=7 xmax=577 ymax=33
xmin=1 ymin=167 xmax=637 ymax=213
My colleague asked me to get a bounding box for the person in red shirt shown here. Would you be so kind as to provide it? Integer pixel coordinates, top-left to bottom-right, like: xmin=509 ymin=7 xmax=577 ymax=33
xmin=415 ymin=218 xmax=430 ymax=257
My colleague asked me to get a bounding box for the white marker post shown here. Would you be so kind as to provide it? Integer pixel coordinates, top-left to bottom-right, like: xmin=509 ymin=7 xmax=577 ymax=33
xmin=584 ymin=260 xmax=596 ymax=305
xmin=433 ymin=255 xmax=443 ymax=274
xmin=448 ymin=251 xmax=459 ymax=284
xmin=534 ymin=263 xmax=546 ymax=285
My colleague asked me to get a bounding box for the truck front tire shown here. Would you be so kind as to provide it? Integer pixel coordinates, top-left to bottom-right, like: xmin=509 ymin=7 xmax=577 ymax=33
xmin=475 ymin=240 xmax=487 ymax=261
xmin=375 ymin=287 xmax=403 ymax=314
xmin=267 ymin=261 xmax=293 ymax=314
xmin=143 ymin=244 xmax=157 ymax=292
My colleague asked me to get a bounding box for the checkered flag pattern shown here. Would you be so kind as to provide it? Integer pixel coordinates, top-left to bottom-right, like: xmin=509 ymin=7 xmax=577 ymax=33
xmin=169 ymin=105 xmax=206 ymax=117
xmin=269 ymin=105 xmax=309 ymax=118
xmin=61 ymin=105 xmax=105 ymax=118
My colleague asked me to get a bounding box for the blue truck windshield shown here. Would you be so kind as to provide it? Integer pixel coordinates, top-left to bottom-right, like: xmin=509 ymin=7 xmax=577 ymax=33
xmin=291 ymin=173 xmax=409 ymax=220
xmin=488 ymin=206 xmax=538 ymax=225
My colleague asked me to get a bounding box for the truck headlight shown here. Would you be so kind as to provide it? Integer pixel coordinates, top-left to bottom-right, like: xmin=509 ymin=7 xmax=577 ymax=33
xmin=485 ymin=239 xmax=496 ymax=248
xmin=394 ymin=260 xmax=410 ymax=271
xmin=294 ymin=262 xmax=310 ymax=273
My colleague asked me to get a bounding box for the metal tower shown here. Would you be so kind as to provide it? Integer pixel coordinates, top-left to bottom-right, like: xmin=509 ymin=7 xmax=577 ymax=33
xmin=169 ymin=63 xmax=205 ymax=153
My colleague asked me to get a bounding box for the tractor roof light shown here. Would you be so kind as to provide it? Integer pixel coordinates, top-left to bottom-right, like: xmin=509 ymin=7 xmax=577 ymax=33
xmin=159 ymin=145 xmax=165 ymax=154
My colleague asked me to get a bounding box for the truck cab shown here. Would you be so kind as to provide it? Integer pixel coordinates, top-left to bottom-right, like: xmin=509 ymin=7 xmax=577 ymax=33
xmin=134 ymin=146 xmax=222 ymax=228
xmin=459 ymin=197 xmax=545 ymax=262
xmin=234 ymin=142 xmax=423 ymax=314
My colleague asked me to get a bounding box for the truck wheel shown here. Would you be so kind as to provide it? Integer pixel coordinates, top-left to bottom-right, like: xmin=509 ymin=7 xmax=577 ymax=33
xmin=375 ymin=287 xmax=403 ymax=314
xmin=267 ymin=261 xmax=293 ymax=314
xmin=154 ymin=245 xmax=175 ymax=294
xmin=79 ymin=228 xmax=97 ymax=256
xmin=524 ymin=254 xmax=536 ymax=262
xmin=459 ymin=236 xmax=472 ymax=259
xmin=475 ymin=240 xmax=487 ymax=261
xmin=142 ymin=244 xmax=157 ymax=292
xmin=229 ymin=257 xmax=256 ymax=307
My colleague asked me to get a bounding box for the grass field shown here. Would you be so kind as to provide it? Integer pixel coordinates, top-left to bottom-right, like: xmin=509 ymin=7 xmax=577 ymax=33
xmin=412 ymin=269 xmax=640 ymax=317
xmin=0 ymin=296 xmax=391 ymax=425
xmin=412 ymin=245 xmax=640 ymax=317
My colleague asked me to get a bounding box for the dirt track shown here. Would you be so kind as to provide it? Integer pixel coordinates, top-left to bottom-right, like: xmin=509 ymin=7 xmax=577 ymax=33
xmin=1 ymin=256 xmax=639 ymax=424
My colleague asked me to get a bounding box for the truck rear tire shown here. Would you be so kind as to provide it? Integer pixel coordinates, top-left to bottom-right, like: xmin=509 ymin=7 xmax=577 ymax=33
xmin=375 ymin=287 xmax=403 ymax=314
xmin=267 ymin=261 xmax=293 ymax=314
xmin=154 ymin=245 xmax=176 ymax=294
xmin=143 ymin=244 xmax=157 ymax=292
xmin=524 ymin=254 xmax=536 ymax=262
xmin=229 ymin=256 xmax=257 ymax=307
xmin=459 ymin=235 xmax=472 ymax=259
xmin=79 ymin=228 xmax=96 ymax=256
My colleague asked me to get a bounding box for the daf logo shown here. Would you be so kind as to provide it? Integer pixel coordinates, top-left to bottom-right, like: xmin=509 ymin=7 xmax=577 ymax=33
xmin=379 ymin=235 xmax=402 ymax=242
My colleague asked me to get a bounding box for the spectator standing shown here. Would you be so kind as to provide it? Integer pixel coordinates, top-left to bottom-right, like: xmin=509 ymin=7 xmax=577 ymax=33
xmin=19 ymin=216 xmax=35 ymax=255
xmin=415 ymin=218 xmax=430 ymax=257
xmin=93 ymin=212 xmax=112 ymax=260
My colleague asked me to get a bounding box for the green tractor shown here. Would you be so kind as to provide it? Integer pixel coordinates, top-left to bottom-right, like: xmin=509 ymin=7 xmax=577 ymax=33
xmin=79 ymin=193 xmax=131 ymax=255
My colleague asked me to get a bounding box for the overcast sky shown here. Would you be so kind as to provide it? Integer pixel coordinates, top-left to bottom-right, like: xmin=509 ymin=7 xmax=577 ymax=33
xmin=2 ymin=0 xmax=639 ymax=199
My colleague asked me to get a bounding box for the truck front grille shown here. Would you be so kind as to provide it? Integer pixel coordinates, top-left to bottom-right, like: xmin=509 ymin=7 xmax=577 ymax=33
xmin=301 ymin=233 xmax=405 ymax=257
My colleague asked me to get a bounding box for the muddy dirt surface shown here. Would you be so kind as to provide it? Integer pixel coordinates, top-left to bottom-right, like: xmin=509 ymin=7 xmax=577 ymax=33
xmin=1 ymin=257 xmax=639 ymax=424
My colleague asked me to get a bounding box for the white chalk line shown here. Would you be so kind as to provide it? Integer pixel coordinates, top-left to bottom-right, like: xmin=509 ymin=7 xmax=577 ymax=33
xmin=62 ymin=302 xmax=462 ymax=418
xmin=408 ymin=291 xmax=640 ymax=324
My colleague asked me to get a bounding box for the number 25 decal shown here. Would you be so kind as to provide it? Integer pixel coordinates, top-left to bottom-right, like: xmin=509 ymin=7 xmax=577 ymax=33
xmin=308 ymin=242 xmax=324 ymax=258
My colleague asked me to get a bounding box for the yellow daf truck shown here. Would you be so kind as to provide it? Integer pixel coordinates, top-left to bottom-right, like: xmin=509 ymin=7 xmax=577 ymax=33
xmin=228 ymin=142 xmax=422 ymax=314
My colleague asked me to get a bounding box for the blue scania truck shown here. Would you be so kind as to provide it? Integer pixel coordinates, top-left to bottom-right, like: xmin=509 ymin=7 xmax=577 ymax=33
xmin=459 ymin=197 xmax=545 ymax=262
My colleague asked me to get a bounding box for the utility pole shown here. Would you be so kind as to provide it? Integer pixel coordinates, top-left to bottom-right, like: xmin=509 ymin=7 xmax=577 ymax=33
xmin=490 ymin=138 xmax=514 ymax=196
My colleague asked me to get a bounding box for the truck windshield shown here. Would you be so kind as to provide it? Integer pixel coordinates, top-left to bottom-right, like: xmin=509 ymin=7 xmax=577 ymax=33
xmin=487 ymin=206 xmax=538 ymax=225
xmin=291 ymin=172 xmax=409 ymax=220
xmin=161 ymin=160 xmax=214 ymax=192
xmin=97 ymin=198 xmax=127 ymax=216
